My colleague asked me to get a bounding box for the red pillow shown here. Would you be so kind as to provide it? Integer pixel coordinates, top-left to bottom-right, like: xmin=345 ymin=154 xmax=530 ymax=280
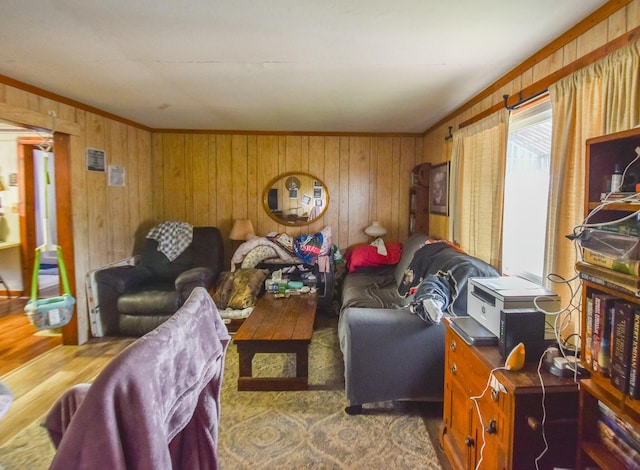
xmin=345 ymin=242 xmax=403 ymax=273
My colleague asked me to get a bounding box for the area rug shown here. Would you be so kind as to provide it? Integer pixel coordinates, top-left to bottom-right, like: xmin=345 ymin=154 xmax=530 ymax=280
xmin=0 ymin=317 xmax=442 ymax=469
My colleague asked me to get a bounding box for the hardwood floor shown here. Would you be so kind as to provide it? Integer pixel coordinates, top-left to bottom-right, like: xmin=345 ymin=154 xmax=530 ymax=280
xmin=0 ymin=293 xmax=134 ymax=447
xmin=0 ymin=296 xmax=63 ymax=377
xmin=0 ymin=334 xmax=134 ymax=446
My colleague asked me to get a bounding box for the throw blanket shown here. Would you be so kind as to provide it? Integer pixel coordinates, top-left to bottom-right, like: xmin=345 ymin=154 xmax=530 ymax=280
xmin=399 ymin=241 xmax=499 ymax=316
xmin=147 ymin=221 xmax=194 ymax=262
xmin=230 ymin=237 xmax=300 ymax=270
xmin=43 ymin=287 xmax=230 ymax=470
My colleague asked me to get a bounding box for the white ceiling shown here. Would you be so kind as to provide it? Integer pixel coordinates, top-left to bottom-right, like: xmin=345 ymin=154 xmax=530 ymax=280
xmin=0 ymin=0 xmax=607 ymax=134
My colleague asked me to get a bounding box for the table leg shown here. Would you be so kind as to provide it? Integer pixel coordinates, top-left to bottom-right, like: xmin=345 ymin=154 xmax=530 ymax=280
xmin=238 ymin=347 xmax=255 ymax=379
xmin=296 ymin=345 xmax=308 ymax=381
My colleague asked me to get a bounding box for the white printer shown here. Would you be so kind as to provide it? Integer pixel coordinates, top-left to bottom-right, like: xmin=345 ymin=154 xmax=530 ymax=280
xmin=467 ymin=277 xmax=560 ymax=337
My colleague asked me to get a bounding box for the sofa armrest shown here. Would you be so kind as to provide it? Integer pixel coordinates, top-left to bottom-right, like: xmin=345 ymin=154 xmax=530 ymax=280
xmin=175 ymin=267 xmax=213 ymax=301
xmin=338 ymin=307 xmax=445 ymax=406
xmin=97 ymin=266 xmax=152 ymax=293
xmin=96 ymin=266 xmax=153 ymax=335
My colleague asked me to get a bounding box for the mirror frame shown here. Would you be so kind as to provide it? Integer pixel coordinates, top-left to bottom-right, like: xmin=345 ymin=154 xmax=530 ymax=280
xmin=262 ymin=171 xmax=330 ymax=226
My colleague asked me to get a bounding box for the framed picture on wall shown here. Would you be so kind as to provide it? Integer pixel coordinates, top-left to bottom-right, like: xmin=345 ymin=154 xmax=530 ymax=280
xmin=429 ymin=162 xmax=449 ymax=215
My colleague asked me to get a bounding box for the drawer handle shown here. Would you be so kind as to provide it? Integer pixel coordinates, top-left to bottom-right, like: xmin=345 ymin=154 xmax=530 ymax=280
xmin=491 ymin=389 xmax=499 ymax=402
xmin=450 ymin=340 xmax=457 ymax=351
xmin=451 ymin=363 xmax=457 ymax=375
xmin=464 ymin=437 xmax=474 ymax=447
xmin=485 ymin=419 xmax=497 ymax=435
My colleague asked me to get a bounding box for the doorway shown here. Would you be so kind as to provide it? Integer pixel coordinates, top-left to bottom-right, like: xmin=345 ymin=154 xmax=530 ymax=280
xmin=17 ymin=133 xmax=77 ymax=345
xmin=0 ymin=121 xmax=76 ymax=376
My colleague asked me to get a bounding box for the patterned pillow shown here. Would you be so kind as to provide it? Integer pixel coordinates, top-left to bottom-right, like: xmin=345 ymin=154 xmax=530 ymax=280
xmin=212 ymin=269 xmax=269 ymax=309
xmin=241 ymin=246 xmax=278 ymax=268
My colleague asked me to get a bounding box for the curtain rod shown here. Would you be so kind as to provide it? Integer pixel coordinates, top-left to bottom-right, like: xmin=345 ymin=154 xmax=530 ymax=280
xmin=503 ymin=89 xmax=548 ymax=111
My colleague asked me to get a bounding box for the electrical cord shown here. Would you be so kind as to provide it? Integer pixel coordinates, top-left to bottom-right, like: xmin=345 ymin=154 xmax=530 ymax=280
xmin=534 ymin=348 xmax=550 ymax=469
xmin=470 ymin=366 xmax=509 ymax=470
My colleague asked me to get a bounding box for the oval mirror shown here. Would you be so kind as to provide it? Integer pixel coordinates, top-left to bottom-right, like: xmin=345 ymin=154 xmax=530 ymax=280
xmin=262 ymin=172 xmax=330 ymax=226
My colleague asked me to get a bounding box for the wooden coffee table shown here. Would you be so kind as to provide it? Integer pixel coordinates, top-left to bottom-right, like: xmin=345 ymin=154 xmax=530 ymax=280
xmin=234 ymin=293 xmax=317 ymax=391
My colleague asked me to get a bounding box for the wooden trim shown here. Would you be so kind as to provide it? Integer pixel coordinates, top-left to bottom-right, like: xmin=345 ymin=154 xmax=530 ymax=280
xmin=0 ymin=102 xmax=81 ymax=136
xmin=153 ymin=128 xmax=423 ymax=137
xmin=17 ymin=138 xmax=40 ymax=299
xmin=0 ymin=74 xmax=151 ymax=132
xmin=427 ymin=0 xmax=635 ymax=134
xmin=53 ymin=132 xmax=78 ymax=345
xmin=457 ymin=25 xmax=640 ymax=130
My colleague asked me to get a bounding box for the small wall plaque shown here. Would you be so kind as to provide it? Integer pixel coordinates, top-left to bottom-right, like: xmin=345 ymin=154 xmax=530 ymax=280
xmin=86 ymin=148 xmax=106 ymax=172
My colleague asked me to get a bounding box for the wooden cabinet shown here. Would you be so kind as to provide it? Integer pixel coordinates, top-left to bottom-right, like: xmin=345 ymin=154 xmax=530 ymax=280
xmin=409 ymin=163 xmax=430 ymax=236
xmin=440 ymin=319 xmax=579 ymax=470
xmin=576 ymin=127 xmax=640 ymax=469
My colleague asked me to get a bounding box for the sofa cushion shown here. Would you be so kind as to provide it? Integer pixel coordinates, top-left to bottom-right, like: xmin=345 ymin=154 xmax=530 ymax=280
xmin=341 ymin=271 xmax=410 ymax=310
xmin=393 ymin=233 xmax=432 ymax=288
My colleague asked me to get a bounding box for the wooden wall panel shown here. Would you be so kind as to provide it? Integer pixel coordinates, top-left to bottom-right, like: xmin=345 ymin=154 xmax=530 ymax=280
xmin=150 ymin=133 xmax=422 ymax=255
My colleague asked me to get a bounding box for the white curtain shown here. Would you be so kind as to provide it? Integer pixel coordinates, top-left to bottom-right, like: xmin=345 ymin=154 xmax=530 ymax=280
xmin=449 ymin=109 xmax=509 ymax=269
xmin=546 ymin=40 xmax=640 ymax=333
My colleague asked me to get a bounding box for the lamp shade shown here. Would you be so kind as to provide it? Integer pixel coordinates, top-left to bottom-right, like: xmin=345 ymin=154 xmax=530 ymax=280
xmin=229 ymin=219 xmax=255 ymax=241
xmin=364 ymin=221 xmax=387 ymax=237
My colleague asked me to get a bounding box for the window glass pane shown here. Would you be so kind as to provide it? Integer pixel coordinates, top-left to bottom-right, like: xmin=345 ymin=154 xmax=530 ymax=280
xmin=502 ymin=99 xmax=552 ymax=284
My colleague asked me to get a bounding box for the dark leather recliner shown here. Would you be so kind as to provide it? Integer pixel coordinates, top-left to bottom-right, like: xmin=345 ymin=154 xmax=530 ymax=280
xmin=96 ymin=226 xmax=224 ymax=336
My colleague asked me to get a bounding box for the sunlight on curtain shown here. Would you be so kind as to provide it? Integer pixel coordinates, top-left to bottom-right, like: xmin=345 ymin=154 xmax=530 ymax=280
xmin=450 ymin=109 xmax=509 ymax=268
xmin=547 ymin=39 xmax=640 ymax=336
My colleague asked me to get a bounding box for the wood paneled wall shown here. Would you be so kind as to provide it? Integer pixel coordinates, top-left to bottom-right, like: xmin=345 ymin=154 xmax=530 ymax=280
xmin=0 ymin=84 xmax=154 ymax=344
xmin=151 ymin=133 xmax=424 ymax=259
xmin=423 ymin=0 xmax=640 ymax=240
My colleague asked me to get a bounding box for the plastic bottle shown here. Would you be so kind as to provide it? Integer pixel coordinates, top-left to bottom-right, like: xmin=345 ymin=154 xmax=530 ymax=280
xmin=611 ymin=163 xmax=623 ymax=192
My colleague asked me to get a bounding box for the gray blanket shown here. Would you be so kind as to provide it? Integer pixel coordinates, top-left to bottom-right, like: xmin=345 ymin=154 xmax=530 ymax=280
xmin=398 ymin=241 xmax=499 ymax=316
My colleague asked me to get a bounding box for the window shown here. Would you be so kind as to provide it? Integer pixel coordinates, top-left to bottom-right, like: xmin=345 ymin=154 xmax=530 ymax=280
xmin=502 ymin=99 xmax=552 ymax=284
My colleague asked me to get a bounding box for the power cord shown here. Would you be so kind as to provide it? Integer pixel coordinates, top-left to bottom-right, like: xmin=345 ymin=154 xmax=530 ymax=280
xmin=534 ymin=348 xmax=550 ymax=469
xmin=469 ymin=366 xmax=509 ymax=470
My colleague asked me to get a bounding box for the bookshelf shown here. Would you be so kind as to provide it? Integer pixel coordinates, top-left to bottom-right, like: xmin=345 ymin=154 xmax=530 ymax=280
xmin=409 ymin=163 xmax=430 ymax=236
xmin=577 ymin=127 xmax=640 ymax=469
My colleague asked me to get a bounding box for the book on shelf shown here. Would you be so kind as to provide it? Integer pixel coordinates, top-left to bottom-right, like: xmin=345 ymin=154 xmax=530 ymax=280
xmin=599 ymin=400 xmax=640 ymax=446
xmin=576 ymin=261 xmax=640 ymax=288
xmin=600 ymin=191 xmax=640 ymax=201
xmin=597 ymin=420 xmax=640 ymax=469
xmin=583 ymin=248 xmax=640 ymax=277
xmin=592 ymin=293 xmax=615 ymax=377
xmin=578 ymin=271 xmax=640 ymax=297
xmin=576 ymin=261 xmax=640 ymax=297
xmin=611 ymin=301 xmax=635 ymax=393
xmin=596 ymin=220 xmax=640 ymax=237
xmin=629 ymin=310 xmax=640 ymax=399
xmin=585 ymin=295 xmax=594 ymax=366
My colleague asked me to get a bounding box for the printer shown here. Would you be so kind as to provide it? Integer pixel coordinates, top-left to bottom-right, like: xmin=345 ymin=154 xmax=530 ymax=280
xmin=467 ymin=276 xmax=560 ymax=338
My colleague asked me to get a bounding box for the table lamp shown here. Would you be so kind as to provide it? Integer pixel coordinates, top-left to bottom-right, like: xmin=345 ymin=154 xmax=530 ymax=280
xmin=230 ymin=219 xmax=255 ymax=242
xmin=364 ymin=221 xmax=387 ymax=238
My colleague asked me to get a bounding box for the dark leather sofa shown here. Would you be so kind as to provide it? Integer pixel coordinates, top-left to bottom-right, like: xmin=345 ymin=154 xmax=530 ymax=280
xmin=96 ymin=226 xmax=224 ymax=336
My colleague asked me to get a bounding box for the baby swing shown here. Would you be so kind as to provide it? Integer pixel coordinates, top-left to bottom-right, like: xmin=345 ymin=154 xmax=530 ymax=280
xmin=24 ymin=133 xmax=75 ymax=330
